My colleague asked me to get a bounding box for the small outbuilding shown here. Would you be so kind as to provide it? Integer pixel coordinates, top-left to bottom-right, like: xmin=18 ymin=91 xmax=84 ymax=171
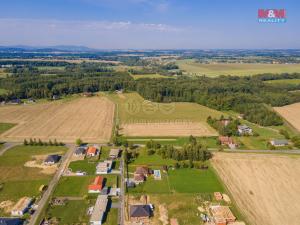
xmin=270 ymin=139 xmax=289 ymax=147
xmin=109 ymin=148 xmax=120 ymax=159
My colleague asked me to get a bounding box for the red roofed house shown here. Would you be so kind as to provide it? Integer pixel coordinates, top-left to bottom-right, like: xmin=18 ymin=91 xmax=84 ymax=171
xmin=86 ymin=146 xmax=98 ymax=157
xmin=219 ymin=136 xmax=238 ymax=149
xmin=88 ymin=176 xmax=104 ymax=193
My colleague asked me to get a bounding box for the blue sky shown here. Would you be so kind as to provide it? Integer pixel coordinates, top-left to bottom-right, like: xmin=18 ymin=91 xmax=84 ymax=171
xmin=0 ymin=0 xmax=299 ymax=49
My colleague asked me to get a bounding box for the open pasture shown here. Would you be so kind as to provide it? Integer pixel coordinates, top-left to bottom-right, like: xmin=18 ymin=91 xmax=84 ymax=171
xmin=107 ymin=92 xmax=221 ymax=137
xmin=0 ymin=96 xmax=115 ymax=143
xmin=177 ymin=59 xmax=300 ymax=77
xmin=0 ymin=145 xmax=67 ymax=202
xmin=213 ymin=153 xmax=300 ymax=225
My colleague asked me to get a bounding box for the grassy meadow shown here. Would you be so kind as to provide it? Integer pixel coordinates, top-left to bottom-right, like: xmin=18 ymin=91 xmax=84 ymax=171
xmin=177 ymin=59 xmax=300 ymax=77
xmin=106 ymin=92 xmax=224 ymax=124
xmin=0 ymin=145 xmax=67 ymax=202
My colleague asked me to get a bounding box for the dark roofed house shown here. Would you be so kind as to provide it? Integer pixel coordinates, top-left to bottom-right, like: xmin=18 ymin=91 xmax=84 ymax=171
xmin=0 ymin=218 xmax=23 ymax=225
xmin=44 ymin=155 xmax=61 ymax=165
xmin=130 ymin=205 xmax=152 ymax=223
xmin=74 ymin=147 xmax=86 ymax=156
xmin=270 ymin=139 xmax=289 ymax=147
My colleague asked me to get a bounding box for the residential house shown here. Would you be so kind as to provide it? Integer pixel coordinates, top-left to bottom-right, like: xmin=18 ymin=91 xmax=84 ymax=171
xmin=219 ymin=136 xmax=238 ymax=149
xmin=0 ymin=218 xmax=24 ymax=225
xmin=90 ymin=195 xmax=108 ymax=225
xmin=238 ymin=125 xmax=253 ymax=135
xmin=135 ymin=166 xmax=152 ymax=177
xmin=210 ymin=205 xmax=236 ymax=225
xmin=130 ymin=205 xmax=152 ymax=223
xmin=96 ymin=160 xmax=113 ymax=174
xmin=86 ymin=146 xmax=99 ymax=157
xmin=270 ymin=139 xmax=289 ymax=147
xmin=8 ymin=99 xmax=22 ymax=105
xmin=43 ymin=155 xmax=61 ymax=165
xmin=109 ymin=148 xmax=120 ymax=159
xmin=133 ymin=173 xmax=145 ymax=184
xmin=52 ymin=95 xmax=60 ymax=100
xmin=88 ymin=176 xmax=104 ymax=193
xmin=11 ymin=197 xmax=32 ymax=217
xmin=214 ymin=192 xmax=223 ymax=201
xmin=220 ymin=119 xmax=231 ymax=127
xmin=74 ymin=147 xmax=86 ymax=157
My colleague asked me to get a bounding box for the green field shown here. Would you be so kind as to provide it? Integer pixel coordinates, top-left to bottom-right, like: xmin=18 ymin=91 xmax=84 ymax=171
xmin=46 ymin=200 xmax=90 ymax=224
xmin=106 ymin=92 xmax=224 ymax=124
xmin=69 ymin=160 xmax=97 ymax=175
xmin=265 ymin=79 xmax=300 ymax=85
xmin=0 ymin=145 xmax=67 ymax=202
xmin=0 ymin=123 xmax=15 ymax=135
xmin=130 ymin=148 xmax=175 ymax=166
xmin=168 ymin=168 xmax=224 ymax=193
xmin=177 ymin=59 xmax=300 ymax=77
xmin=130 ymin=73 xmax=172 ymax=80
xmin=54 ymin=175 xmax=118 ymax=197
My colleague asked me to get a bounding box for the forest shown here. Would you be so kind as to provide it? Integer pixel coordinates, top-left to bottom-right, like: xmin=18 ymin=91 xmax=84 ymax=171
xmin=1 ymin=63 xmax=300 ymax=126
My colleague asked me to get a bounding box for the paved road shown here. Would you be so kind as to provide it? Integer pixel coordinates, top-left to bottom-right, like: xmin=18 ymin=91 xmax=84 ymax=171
xmin=0 ymin=142 xmax=21 ymax=156
xmin=28 ymin=144 xmax=75 ymax=225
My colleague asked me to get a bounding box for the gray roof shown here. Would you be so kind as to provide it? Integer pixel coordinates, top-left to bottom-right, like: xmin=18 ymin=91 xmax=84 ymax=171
xmin=272 ymin=139 xmax=288 ymax=145
xmin=44 ymin=155 xmax=61 ymax=163
xmin=0 ymin=218 xmax=23 ymax=225
xmin=130 ymin=205 xmax=152 ymax=218
xmin=75 ymin=147 xmax=86 ymax=155
xmin=90 ymin=195 xmax=108 ymax=223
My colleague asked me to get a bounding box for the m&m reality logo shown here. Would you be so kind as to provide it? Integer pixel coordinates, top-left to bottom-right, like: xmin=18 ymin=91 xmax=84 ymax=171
xmin=258 ymin=9 xmax=287 ymax=23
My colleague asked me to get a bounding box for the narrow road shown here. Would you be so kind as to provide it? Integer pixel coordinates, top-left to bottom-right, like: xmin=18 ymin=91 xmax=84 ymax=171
xmin=0 ymin=142 xmax=21 ymax=156
xmin=28 ymin=144 xmax=75 ymax=225
xmin=118 ymin=157 xmax=125 ymax=225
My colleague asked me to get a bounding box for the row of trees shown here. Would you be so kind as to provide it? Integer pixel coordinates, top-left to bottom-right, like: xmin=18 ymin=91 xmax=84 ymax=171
xmin=23 ymin=138 xmax=64 ymax=146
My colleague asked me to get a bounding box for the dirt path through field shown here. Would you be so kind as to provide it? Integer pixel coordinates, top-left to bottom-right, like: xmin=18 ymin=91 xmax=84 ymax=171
xmin=212 ymin=153 xmax=300 ymax=225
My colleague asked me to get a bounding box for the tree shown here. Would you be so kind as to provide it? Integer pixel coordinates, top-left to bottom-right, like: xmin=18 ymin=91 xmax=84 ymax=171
xmin=76 ymin=138 xmax=83 ymax=146
xmin=24 ymin=139 xmax=28 ymax=145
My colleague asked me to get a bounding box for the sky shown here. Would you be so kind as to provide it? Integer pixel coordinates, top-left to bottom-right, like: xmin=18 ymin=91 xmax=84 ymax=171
xmin=0 ymin=0 xmax=299 ymax=49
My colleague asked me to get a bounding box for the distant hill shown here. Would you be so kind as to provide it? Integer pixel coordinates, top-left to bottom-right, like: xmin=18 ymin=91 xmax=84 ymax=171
xmin=0 ymin=45 xmax=98 ymax=52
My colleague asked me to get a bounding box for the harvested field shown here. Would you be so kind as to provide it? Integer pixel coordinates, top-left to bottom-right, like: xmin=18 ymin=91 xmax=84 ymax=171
xmin=274 ymin=103 xmax=300 ymax=132
xmin=0 ymin=97 xmax=114 ymax=143
xmin=212 ymin=153 xmax=300 ymax=225
xmin=120 ymin=122 xmax=217 ymax=137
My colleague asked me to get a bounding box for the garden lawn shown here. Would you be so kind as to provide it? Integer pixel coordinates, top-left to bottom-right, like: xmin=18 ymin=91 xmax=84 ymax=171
xmin=168 ymin=168 xmax=224 ymax=193
xmin=0 ymin=145 xmax=67 ymax=201
xmin=130 ymin=148 xmax=175 ymax=166
xmin=54 ymin=175 xmax=118 ymax=197
xmin=128 ymin=173 xmax=170 ymax=194
xmin=103 ymin=208 xmax=118 ymax=225
xmin=47 ymin=200 xmax=90 ymax=224
xmin=69 ymin=160 xmax=97 ymax=175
